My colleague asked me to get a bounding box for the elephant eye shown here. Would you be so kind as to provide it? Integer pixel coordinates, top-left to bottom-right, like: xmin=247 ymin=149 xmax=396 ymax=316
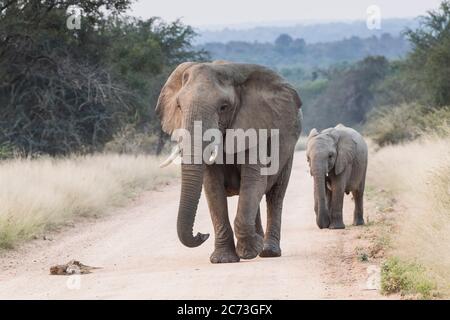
xmin=219 ymin=104 xmax=229 ymax=112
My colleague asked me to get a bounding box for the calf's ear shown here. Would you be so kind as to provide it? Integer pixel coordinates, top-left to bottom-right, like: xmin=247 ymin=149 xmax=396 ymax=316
xmin=328 ymin=129 xmax=356 ymax=175
xmin=308 ymin=128 xmax=319 ymax=140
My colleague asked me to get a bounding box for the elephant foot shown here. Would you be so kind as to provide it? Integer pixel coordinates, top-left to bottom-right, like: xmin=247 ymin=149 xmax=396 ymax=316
xmin=329 ymin=220 xmax=345 ymax=229
xmin=236 ymin=233 xmax=264 ymax=260
xmin=353 ymin=217 xmax=365 ymax=226
xmin=210 ymin=248 xmax=240 ymax=264
xmin=259 ymin=242 xmax=281 ymax=258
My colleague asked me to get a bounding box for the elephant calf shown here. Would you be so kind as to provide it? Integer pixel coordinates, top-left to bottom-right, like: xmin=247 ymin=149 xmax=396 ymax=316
xmin=306 ymin=124 xmax=368 ymax=229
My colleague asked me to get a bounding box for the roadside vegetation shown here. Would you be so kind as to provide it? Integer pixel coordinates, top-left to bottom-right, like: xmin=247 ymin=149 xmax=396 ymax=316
xmin=0 ymin=0 xmax=206 ymax=156
xmin=368 ymin=132 xmax=450 ymax=298
xmin=361 ymin=2 xmax=450 ymax=299
xmin=0 ymin=154 xmax=178 ymax=249
xmin=366 ymin=105 xmax=450 ymax=146
xmin=381 ymin=258 xmax=436 ymax=299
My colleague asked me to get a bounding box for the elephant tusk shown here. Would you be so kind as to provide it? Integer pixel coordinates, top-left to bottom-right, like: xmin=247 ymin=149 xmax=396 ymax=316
xmin=159 ymin=145 xmax=181 ymax=168
xmin=207 ymin=144 xmax=219 ymax=164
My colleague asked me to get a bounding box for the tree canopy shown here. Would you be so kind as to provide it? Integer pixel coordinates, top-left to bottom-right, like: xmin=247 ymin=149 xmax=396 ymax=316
xmin=0 ymin=0 xmax=206 ymax=155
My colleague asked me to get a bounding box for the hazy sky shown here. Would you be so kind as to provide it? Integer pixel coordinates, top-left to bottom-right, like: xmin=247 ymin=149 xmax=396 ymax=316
xmin=130 ymin=0 xmax=442 ymax=28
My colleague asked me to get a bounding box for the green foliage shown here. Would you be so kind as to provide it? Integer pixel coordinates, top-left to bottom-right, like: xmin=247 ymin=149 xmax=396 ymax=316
xmin=100 ymin=17 xmax=207 ymax=132
xmin=0 ymin=1 xmax=205 ymax=156
xmin=280 ymin=67 xmax=309 ymax=84
xmin=405 ymin=1 xmax=450 ymax=107
xmin=298 ymin=79 xmax=328 ymax=104
xmin=381 ymin=257 xmax=436 ymax=299
xmin=365 ymin=104 xmax=450 ymax=146
xmin=0 ymin=143 xmax=14 ymax=160
xmin=302 ymin=56 xmax=389 ymax=132
xmin=291 ymin=0 xmax=450 ymax=137
xmin=372 ymin=60 xmax=423 ymax=107
xmin=0 ymin=1 xmax=131 ymax=155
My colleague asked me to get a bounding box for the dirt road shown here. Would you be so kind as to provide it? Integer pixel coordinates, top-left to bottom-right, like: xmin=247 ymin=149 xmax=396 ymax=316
xmin=0 ymin=151 xmax=387 ymax=299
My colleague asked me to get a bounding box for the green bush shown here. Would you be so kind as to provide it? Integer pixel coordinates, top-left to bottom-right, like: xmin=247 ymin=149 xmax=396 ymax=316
xmin=0 ymin=143 xmax=19 ymax=160
xmin=381 ymin=257 xmax=436 ymax=299
xmin=365 ymin=104 xmax=450 ymax=146
xmin=0 ymin=2 xmax=205 ymax=156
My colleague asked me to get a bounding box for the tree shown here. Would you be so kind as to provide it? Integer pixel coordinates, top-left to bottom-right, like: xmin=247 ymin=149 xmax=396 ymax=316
xmin=275 ymin=33 xmax=293 ymax=47
xmin=302 ymin=56 xmax=389 ymax=131
xmin=405 ymin=0 xmax=450 ymax=107
xmin=291 ymin=38 xmax=306 ymax=53
xmin=0 ymin=0 xmax=134 ymax=154
xmin=0 ymin=1 xmax=206 ymax=155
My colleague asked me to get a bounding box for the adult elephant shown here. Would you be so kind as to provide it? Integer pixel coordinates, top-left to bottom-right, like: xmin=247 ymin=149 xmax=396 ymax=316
xmin=156 ymin=61 xmax=302 ymax=263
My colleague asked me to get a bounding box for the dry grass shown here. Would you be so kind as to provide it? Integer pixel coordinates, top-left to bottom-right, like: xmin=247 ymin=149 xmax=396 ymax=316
xmin=368 ymin=134 xmax=450 ymax=297
xmin=0 ymin=154 xmax=178 ymax=249
xmin=366 ymin=104 xmax=450 ymax=147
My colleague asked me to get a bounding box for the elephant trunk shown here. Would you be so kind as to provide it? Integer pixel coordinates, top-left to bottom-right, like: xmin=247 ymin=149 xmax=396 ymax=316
xmin=177 ymin=163 xmax=209 ymax=247
xmin=176 ymin=113 xmax=210 ymax=247
xmin=313 ymin=173 xmax=330 ymax=229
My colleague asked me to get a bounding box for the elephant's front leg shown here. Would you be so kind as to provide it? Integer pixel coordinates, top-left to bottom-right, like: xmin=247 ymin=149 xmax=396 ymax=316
xmin=260 ymin=157 xmax=293 ymax=257
xmin=329 ymin=178 xmax=345 ymax=229
xmin=204 ymin=165 xmax=239 ymax=263
xmin=234 ymin=164 xmax=266 ymax=259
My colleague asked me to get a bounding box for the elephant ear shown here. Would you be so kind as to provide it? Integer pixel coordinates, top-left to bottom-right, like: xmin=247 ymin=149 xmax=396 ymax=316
xmin=328 ymin=129 xmax=357 ymax=175
xmin=155 ymin=62 xmax=197 ymax=135
xmin=215 ymin=63 xmax=302 ymax=135
xmin=308 ymin=128 xmax=319 ymax=140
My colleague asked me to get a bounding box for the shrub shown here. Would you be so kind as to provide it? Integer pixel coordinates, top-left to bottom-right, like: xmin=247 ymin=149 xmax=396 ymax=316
xmin=381 ymin=257 xmax=436 ymax=299
xmin=365 ymin=104 xmax=450 ymax=146
xmin=104 ymin=125 xmax=162 ymax=155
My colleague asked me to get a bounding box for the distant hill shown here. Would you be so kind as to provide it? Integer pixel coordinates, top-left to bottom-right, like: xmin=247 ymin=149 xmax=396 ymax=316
xmin=197 ymin=33 xmax=410 ymax=71
xmin=195 ymin=18 xmax=418 ymax=44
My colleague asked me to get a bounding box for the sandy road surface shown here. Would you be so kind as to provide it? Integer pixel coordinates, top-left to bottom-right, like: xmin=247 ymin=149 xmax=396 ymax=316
xmin=0 ymin=151 xmax=386 ymax=299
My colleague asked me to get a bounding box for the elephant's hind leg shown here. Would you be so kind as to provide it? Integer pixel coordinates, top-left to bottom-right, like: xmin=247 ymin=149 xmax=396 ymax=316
xmin=260 ymin=156 xmax=293 ymax=258
xmin=255 ymin=207 xmax=264 ymax=238
xmin=204 ymin=165 xmax=239 ymax=263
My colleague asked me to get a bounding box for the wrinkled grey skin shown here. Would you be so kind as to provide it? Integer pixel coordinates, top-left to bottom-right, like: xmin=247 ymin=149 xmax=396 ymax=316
xmin=156 ymin=61 xmax=302 ymax=263
xmin=306 ymin=124 xmax=368 ymax=229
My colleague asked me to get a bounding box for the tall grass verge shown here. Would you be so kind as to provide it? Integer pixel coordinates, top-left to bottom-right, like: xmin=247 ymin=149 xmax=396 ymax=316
xmin=368 ymin=132 xmax=450 ymax=298
xmin=0 ymin=154 xmax=178 ymax=249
